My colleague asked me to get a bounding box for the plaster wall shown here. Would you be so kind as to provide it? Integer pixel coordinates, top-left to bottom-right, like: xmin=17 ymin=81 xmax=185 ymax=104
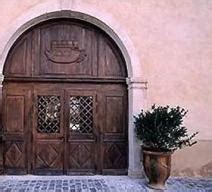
xmin=0 ymin=0 xmax=212 ymax=176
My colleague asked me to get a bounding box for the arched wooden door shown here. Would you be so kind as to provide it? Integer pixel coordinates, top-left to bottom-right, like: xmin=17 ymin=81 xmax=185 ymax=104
xmin=2 ymin=19 xmax=128 ymax=175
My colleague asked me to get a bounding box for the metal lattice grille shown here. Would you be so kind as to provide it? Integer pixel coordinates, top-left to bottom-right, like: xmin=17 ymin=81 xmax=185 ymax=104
xmin=69 ymin=96 xmax=93 ymax=133
xmin=37 ymin=95 xmax=61 ymax=133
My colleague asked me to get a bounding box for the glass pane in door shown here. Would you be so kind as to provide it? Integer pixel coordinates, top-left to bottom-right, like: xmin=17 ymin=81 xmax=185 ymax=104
xmin=69 ymin=96 xmax=93 ymax=134
xmin=37 ymin=95 xmax=61 ymax=133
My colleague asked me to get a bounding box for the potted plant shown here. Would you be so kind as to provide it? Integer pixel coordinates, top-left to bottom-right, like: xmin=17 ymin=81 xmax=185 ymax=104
xmin=134 ymin=105 xmax=198 ymax=190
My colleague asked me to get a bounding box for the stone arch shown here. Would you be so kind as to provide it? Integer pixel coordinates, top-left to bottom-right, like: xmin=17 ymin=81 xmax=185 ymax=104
xmin=0 ymin=7 xmax=143 ymax=79
xmin=0 ymin=4 xmax=147 ymax=176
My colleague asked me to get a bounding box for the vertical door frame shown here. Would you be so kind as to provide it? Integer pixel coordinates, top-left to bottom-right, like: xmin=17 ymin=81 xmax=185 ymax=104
xmin=64 ymin=87 xmax=98 ymax=175
xmin=32 ymin=84 xmax=65 ymax=174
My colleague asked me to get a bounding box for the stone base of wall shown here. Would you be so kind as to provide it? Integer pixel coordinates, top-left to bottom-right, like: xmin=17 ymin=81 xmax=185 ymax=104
xmin=171 ymin=140 xmax=212 ymax=177
xmin=128 ymin=168 xmax=144 ymax=178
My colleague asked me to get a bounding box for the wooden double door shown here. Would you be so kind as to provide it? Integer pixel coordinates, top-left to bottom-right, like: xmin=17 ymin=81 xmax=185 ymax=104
xmin=3 ymin=82 xmax=128 ymax=175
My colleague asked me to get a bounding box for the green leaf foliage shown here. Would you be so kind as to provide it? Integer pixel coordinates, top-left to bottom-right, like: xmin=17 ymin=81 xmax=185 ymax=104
xmin=134 ymin=105 xmax=198 ymax=152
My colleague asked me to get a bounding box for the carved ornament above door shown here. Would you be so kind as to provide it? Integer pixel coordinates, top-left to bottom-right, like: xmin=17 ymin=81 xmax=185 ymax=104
xmin=45 ymin=40 xmax=87 ymax=64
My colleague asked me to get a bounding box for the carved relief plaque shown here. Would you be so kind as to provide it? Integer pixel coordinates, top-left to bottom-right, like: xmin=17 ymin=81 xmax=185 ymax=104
xmin=45 ymin=40 xmax=87 ymax=64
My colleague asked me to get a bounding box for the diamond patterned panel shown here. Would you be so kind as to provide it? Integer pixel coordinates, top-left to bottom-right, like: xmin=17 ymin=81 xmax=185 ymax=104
xmin=103 ymin=143 xmax=127 ymax=169
xmin=69 ymin=143 xmax=93 ymax=169
xmin=37 ymin=95 xmax=61 ymax=133
xmin=69 ymin=96 xmax=93 ymax=134
xmin=35 ymin=142 xmax=63 ymax=169
xmin=4 ymin=142 xmax=24 ymax=168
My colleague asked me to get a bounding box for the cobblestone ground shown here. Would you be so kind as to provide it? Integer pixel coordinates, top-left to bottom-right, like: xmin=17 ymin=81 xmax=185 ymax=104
xmin=0 ymin=176 xmax=211 ymax=192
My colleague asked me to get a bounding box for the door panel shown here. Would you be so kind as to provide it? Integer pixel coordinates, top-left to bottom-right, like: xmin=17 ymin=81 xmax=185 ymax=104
xmin=3 ymin=84 xmax=31 ymax=174
xmin=103 ymin=143 xmax=128 ymax=173
xmin=2 ymin=83 xmax=128 ymax=175
xmin=65 ymin=89 xmax=97 ymax=174
xmin=99 ymin=85 xmax=128 ymax=174
xmin=32 ymin=86 xmax=64 ymax=174
xmin=68 ymin=142 xmax=95 ymax=174
xmin=5 ymin=96 xmax=24 ymax=134
xmin=4 ymin=141 xmax=26 ymax=172
xmin=34 ymin=141 xmax=63 ymax=174
xmin=39 ymin=23 xmax=97 ymax=77
xmin=4 ymin=19 xmax=127 ymax=79
xmin=105 ymin=95 xmax=125 ymax=134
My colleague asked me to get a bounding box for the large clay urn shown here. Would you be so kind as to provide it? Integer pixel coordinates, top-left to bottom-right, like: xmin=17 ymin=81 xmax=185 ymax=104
xmin=142 ymin=148 xmax=173 ymax=190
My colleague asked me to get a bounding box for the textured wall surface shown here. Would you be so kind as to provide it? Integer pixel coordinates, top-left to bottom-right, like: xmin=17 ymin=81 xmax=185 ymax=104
xmin=0 ymin=0 xmax=212 ymax=176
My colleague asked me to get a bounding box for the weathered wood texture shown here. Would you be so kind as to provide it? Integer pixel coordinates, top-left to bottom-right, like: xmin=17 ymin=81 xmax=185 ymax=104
xmin=4 ymin=19 xmax=127 ymax=79
xmin=2 ymin=19 xmax=128 ymax=175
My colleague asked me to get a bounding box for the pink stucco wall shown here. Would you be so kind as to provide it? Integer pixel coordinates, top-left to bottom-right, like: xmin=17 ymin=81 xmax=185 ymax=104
xmin=0 ymin=0 xmax=211 ymax=176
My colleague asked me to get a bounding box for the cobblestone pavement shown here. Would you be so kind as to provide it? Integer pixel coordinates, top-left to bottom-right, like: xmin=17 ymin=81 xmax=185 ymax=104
xmin=0 ymin=176 xmax=211 ymax=192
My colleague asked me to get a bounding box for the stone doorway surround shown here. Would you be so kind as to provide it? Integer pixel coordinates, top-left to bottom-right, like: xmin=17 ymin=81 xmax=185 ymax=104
xmin=0 ymin=1 xmax=148 ymax=177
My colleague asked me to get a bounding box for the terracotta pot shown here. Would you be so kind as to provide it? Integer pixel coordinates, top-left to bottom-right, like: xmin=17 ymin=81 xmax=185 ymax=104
xmin=142 ymin=149 xmax=173 ymax=190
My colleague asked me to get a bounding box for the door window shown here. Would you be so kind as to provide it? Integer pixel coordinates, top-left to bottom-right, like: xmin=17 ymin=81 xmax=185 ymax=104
xmin=69 ymin=96 xmax=93 ymax=134
xmin=37 ymin=95 xmax=61 ymax=133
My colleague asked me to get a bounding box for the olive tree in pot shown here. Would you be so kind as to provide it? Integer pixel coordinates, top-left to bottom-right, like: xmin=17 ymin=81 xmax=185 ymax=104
xmin=134 ymin=105 xmax=198 ymax=190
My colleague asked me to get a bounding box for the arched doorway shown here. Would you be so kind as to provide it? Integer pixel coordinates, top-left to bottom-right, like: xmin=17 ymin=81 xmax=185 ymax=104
xmin=2 ymin=18 xmax=128 ymax=175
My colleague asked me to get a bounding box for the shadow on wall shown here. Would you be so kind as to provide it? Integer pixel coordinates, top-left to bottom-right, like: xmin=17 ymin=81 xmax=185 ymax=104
xmin=172 ymin=161 xmax=212 ymax=177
